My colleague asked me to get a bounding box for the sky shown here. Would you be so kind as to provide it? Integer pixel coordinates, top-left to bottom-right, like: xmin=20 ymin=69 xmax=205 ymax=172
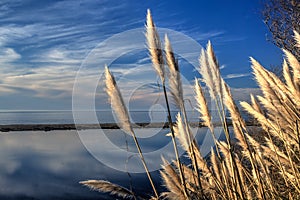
xmin=0 ymin=0 xmax=283 ymax=110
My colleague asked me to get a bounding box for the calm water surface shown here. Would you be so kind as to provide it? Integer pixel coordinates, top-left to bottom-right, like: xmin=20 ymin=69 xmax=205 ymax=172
xmin=0 ymin=110 xmax=227 ymax=199
xmin=0 ymin=130 xmax=159 ymax=199
xmin=0 ymin=127 xmax=224 ymax=199
xmin=0 ymin=110 xmax=199 ymax=125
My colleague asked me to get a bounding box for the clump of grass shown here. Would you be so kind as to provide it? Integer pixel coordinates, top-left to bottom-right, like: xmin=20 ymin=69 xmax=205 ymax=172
xmin=80 ymin=9 xmax=300 ymax=200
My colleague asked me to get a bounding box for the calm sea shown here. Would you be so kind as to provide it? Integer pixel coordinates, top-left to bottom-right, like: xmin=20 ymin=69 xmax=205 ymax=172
xmin=0 ymin=110 xmax=200 ymax=125
xmin=0 ymin=110 xmax=222 ymax=199
xmin=0 ymin=110 xmax=234 ymax=199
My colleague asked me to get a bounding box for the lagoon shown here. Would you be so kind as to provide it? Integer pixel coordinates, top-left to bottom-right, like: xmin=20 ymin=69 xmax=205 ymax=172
xmin=0 ymin=126 xmax=222 ymax=199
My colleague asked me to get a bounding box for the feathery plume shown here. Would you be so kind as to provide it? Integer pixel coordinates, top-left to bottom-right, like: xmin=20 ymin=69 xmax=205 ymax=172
xmin=174 ymin=113 xmax=193 ymax=154
xmin=198 ymin=41 xmax=223 ymax=101
xmin=265 ymin=138 xmax=290 ymax=165
xmin=181 ymin=165 xmax=196 ymax=187
xmin=164 ymin=34 xmax=178 ymax=72
xmin=250 ymin=57 xmax=279 ymax=102
xmin=218 ymin=142 xmax=233 ymax=178
xmin=80 ymin=180 xmax=135 ymax=199
xmin=164 ymin=34 xmax=184 ymax=107
xmin=174 ymin=113 xmax=206 ymax=189
xmin=240 ymin=101 xmax=272 ymax=130
xmin=174 ymin=113 xmax=203 ymax=172
xmin=160 ymin=170 xmax=184 ymax=199
xmin=194 ymin=78 xmax=213 ymax=132
xmin=222 ymin=80 xmax=248 ymax=148
xmin=245 ymin=133 xmax=262 ymax=155
xmin=199 ymin=48 xmax=217 ymax=99
xmin=294 ymin=30 xmax=300 ymax=48
xmin=167 ymin=40 xmax=204 ymax=191
xmin=250 ymin=94 xmax=263 ymax=114
xmin=105 ymin=66 xmax=133 ymax=134
xmin=210 ymin=147 xmax=221 ymax=182
xmin=206 ymin=41 xmax=222 ymax=97
xmin=283 ymin=49 xmax=300 ymax=90
xmin=251 ymin=58 xmax=299 ymax=125
xmin=283 ymin=59 xmax=297 ymax=94
xmin=105 ymin=66 xmax=159 ymax=199
xmin=149 ymin=19 xmax=188 ymax=199
xmin=160 ymin=157 xmax=185 ymax=199
xmin=146 ymin=9 xmax=165 ymax=83
xmin=194 ymin=146 xmax=212 ymax=178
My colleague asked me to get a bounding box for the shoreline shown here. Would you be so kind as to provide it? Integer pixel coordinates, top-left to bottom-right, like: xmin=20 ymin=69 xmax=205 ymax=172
xmin=0 ymin=121 xmax=255 ymax=132
xmin=0 ymin=122 xmax=185 ymax=132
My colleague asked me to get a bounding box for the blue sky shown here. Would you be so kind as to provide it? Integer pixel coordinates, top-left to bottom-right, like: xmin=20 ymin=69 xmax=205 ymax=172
xmin=0 ymin=0 xmax=282 ymax=110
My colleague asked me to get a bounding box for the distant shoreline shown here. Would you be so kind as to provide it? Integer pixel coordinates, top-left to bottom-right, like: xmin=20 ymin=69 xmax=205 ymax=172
xmin=0 ymin=122 xmax=182 ymax=132
xmin=0 ymin=121 xmax=255 ymax=132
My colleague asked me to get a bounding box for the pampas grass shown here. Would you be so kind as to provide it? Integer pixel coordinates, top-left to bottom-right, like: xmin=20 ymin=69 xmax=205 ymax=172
xmin=164 ymin=34 xmax=203 ymax=195
xmin=105 ymin=66 xmax=133 ymax=134
xmin=104 ymin=66 xmax=159 ymax=199
xmin=164 ymin=34 xmax=184 ymax=107
xmin=160 ymin=157 xmax=186 ymax=200
xmin=146 ymin=9 xmax=165 ymax=83
xmin=81 ymin=10 xmax=300 ymax=200
xmin=194 ymin=78 xmax=213 ymax=133
xmin=147 ymin=12 xmax=189 ymax=199
xmin=80 ymin=180 xmax=135 ymax=199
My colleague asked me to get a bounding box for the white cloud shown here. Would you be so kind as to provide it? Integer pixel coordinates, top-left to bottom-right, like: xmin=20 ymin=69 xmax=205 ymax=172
xmin=32 ymin=48 xmax=82 ymax=65
xmin=191 ymin=30 xmax=225 ymax=41
xmin=220 ymin=64 xmax=226 ymax=69
xmin=224 ymin=73 xmax=250 ymax=79
xmin=0 ymin=47 xmax=21 ymax=62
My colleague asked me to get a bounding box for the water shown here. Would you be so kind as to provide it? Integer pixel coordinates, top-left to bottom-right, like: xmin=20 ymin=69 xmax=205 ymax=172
xmin=0 ymin=127 xmax=225 ymax=199
xmin=0 ymin=111 xmax=228 ymax=199
xmin=0 ymin=130 xmax=161 ymax=199
xmin=0 ymin=111 xmax=75 ymax=125
xmin=0 ymin=110 xmax=200 ymax=125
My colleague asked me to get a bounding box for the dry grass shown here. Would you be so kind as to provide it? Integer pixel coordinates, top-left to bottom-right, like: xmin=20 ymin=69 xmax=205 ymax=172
xmin=81 ymin=10 xmax=300 ymax=200
xmin=80 ymin=180 xmax=135 ymax=199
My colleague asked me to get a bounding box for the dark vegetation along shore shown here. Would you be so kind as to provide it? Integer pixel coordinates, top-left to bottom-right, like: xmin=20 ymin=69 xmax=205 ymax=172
xmin=0 ymin=122 xmax=179 ymax=132
xmin=0 ymin=123 xmax=159 ymax=132
xmin=0 ymin=121 xmax=256 ymax=132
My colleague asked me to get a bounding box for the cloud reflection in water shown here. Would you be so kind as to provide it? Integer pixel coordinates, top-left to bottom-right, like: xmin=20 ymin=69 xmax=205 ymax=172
xmin=0 ymin=127 xmax=223 ymax=199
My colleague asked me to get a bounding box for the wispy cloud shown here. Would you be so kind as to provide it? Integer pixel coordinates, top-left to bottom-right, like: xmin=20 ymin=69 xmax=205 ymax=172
xmin=0 ymin=0 xmax=260 ymax=110
xmin=220 ymin=64 xmax=226 ymax=69
xmin=0 ymin=47 xmax=21 ymax=63
xmin=0 ymin=1 xmax=146 ymax=104
xmin=224 ymin=73 xmax=250 ymax=79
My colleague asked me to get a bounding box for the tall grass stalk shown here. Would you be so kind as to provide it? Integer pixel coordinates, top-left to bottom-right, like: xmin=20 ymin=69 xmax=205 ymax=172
xmin=199 ymin=42 xmax=249 ymax=199
xmin=104 ymin=66 xmax=158 ymax=199
xmin=164 ymin=34 xmax=204 ymax=197
xmin=146 ymin=11 xmax=189 ymax=199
